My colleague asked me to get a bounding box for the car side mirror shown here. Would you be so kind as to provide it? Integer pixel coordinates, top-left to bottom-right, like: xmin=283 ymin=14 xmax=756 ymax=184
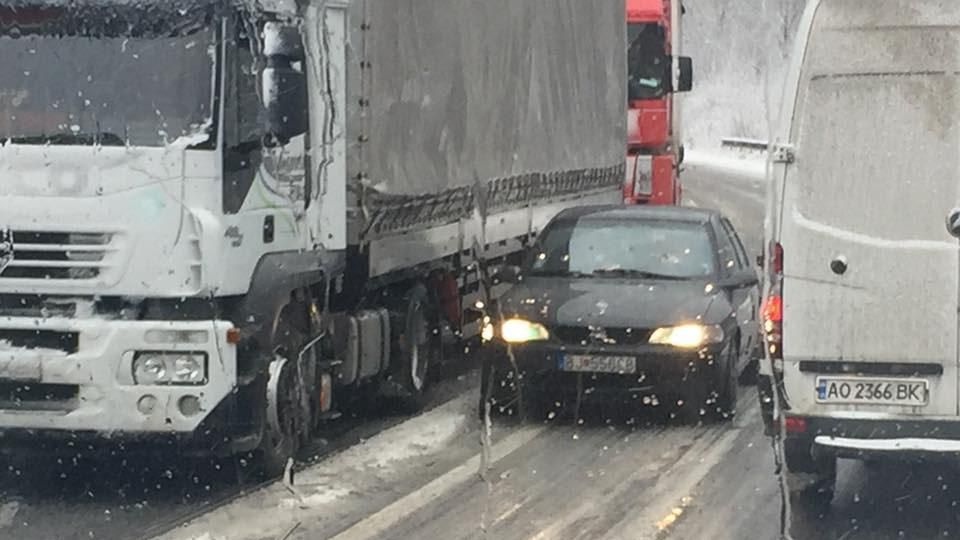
xmin=676 ymin=56 xmax=693 ymax=93
xmin=493 ymin=265 xmax=522 ymax=285
xmin=718 ymin=270 xmax=759 ymax=289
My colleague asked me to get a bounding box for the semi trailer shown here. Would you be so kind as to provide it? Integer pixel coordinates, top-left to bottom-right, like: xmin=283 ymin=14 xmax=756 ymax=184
xmin=0 ymin=0 xmax=627 ymax=474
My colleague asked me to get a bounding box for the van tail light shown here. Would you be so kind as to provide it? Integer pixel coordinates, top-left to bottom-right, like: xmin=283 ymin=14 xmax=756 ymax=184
xmin=762 ymin=296 xmax=783 ymax=360
xmin=784 ymin=415 xmax=806 ymax=434
xmin=762 ymin=242 xmax=784 ymax=360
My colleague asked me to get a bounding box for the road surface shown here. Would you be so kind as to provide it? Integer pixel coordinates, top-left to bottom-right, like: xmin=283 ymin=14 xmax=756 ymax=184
xmin=2 ymin=160 xmax=957 ymax=540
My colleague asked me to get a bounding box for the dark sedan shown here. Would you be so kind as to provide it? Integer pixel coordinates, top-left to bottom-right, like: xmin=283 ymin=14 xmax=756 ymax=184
xmin=479 ymin=205 xmax=760 ymax=423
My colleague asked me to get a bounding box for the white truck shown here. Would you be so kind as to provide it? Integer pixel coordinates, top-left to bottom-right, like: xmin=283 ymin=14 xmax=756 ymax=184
xmin=761 ymin=0 xmax=960 ymax=505
xmin=0 ymin=0 xmax=625 ymax=474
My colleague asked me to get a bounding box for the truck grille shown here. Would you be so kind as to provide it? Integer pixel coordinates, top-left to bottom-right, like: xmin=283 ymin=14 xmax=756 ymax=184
xmin=0 ymin=383 xmax=79 ymax=411
xmin=0 ymin=329 xmax=79 ymax=354
xmin=0 ymin=230 xmax=117 ymax=281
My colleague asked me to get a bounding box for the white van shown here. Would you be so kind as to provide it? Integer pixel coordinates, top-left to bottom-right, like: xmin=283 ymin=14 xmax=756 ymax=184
xmin=762 ymin=0 xmax=960 ymax=502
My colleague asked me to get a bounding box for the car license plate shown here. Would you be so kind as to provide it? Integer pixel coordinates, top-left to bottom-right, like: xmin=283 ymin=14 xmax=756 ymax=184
xmin=815 ymin=376 xmax=928 ymax=406
xmin=562 ymin=354 xmax=637 ymax=374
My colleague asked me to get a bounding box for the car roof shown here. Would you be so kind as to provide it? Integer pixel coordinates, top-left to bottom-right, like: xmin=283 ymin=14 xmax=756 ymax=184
xmin=552 ymin=205 xmax=720 ymax=225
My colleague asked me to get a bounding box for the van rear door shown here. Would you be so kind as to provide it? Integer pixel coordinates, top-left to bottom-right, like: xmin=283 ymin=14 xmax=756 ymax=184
xmin=778 ymin=5 xmax=960 ymax=418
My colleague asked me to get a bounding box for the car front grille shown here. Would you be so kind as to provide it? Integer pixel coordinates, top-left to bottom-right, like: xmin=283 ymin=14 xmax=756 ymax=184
xmin=551 ymin=326 xmax=653 ymax=346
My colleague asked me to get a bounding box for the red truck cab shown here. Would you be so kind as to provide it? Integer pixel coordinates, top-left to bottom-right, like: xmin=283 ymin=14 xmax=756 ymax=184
xmin=624 ymin=0 xmax=692 ymax=205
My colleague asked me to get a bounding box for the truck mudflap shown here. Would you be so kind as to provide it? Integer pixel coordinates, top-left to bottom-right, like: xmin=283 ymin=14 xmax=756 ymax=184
xmin=0 ymin=317 xmax=237 ymax=434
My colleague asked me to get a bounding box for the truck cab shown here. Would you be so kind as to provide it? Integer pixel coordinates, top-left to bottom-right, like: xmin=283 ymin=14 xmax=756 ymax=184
xmin=624 ymin=0 xmax=692 ymax=206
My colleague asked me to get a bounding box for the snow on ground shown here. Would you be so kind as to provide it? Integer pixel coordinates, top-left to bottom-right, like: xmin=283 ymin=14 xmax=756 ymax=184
xmin=157 ymin=394 xmax=475 ymax=540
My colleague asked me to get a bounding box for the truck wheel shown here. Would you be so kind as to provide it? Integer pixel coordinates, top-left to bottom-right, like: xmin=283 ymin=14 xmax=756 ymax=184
xmin=254 ymin=355 xmax=301 ymax=478
xmin=253 ymin=302 xmax=311 ymax=479
xmin=391 ymin=284 xmax=441 ymax=412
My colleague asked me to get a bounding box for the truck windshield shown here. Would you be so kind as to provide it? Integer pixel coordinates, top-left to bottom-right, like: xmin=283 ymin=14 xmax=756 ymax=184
xmin=0 ymin=7 xmax=217 ymax=148
xmin=628 ymin=22 xmax=668 ymax=100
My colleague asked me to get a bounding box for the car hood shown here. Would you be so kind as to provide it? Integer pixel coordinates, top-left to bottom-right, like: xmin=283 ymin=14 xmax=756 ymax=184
xmin=496 ymin=276 xmax=731 ymax=329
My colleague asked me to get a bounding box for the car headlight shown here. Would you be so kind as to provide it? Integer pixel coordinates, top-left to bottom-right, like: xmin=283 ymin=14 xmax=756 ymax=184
xmin=500 ymin=319 xmax=550 ymax=343
xmin=133 ymin=352 xmax=207 ymax=385
xmin=649 ymin=324 xmax=724 ymax=349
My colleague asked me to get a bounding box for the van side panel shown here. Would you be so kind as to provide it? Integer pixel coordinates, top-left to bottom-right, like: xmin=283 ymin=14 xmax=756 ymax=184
xmin=779 ymin=0 xmax=960 ymax=417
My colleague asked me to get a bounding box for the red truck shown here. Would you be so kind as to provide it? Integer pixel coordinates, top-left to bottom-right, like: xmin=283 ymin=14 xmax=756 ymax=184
xmin=624 ymin=0 xmax=693 ymax=205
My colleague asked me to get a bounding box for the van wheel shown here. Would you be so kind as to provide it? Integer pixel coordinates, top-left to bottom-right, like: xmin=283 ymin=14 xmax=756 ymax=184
xmin=787 ymin=467 xmax=836 ymax=515
xmin=390 ymin=284 xmax=442 ymax=413
xmin=785 ymin=443 xmax=836 ymax=514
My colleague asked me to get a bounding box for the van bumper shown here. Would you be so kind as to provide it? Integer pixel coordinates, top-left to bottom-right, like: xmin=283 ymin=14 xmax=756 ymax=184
xmin=787 ymin=415 xmax=960 ymax=461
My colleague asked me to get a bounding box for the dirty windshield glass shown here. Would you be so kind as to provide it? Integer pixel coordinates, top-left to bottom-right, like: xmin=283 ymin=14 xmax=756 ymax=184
xmin=7 ymin=0 xmax=951 ymax=539
xmin=0 ymin=8 xmax=215 ymax=147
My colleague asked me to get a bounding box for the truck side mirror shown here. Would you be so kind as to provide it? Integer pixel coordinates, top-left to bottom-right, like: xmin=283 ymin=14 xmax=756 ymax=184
xmin=676 ymin=56 xmax=693 ymax=93
xmin=263 ymin=64 xmax=307 ymax=145
xmin=262 ymin=23 xmax=307 ymax=146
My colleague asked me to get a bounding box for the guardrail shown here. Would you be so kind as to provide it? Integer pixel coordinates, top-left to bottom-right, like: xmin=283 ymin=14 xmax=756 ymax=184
xmin=720 ymin=137 xmax=769 ymax=152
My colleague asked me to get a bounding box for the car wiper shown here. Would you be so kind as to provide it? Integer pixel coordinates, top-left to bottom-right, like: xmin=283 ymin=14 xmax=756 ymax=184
xmin=591 ymin=269 xmax=687 ymax=280
xmin=526 ymin=270 xmax=597 ymax=279
xmin=6 ymin=132 xmax=126 ymax=146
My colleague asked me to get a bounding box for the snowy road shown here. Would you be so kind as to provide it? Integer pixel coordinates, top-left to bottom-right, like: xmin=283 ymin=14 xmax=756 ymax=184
xmin=3 ymin=163 xmax=959 ymax=540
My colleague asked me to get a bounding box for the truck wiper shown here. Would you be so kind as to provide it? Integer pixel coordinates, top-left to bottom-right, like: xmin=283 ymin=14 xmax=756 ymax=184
xmin=591 ymin=268 xmax=687 ymax=280
xmin=6 ymin=132 xmax=126 ymax=146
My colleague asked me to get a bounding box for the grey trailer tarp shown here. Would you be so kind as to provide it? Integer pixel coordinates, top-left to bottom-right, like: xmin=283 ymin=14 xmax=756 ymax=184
xmin=347 ymin=0 xmax=627 ymax=238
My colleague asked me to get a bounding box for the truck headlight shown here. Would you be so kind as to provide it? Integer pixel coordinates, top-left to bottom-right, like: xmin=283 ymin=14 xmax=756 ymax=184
xmin=649 ymin=324 xmax=724 ymax=349
xmin=133 ymin=352 xmax=207 ymax=385
xmin=500 ymin=319 xmax=550 ymax=344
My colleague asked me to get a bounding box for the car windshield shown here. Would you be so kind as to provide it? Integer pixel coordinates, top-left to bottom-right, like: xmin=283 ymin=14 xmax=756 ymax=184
xmin=527 ymin=218 xmax=716 ymax=279
xmin=0 ymin=7 xmax=216 ymax=147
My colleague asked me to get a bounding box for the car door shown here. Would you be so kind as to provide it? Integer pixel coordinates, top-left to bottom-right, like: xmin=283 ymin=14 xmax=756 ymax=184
xmin=721 ymin=218 xmax=761 ymax=365
xmin=715 ymin=218 xmax=756 ymax=374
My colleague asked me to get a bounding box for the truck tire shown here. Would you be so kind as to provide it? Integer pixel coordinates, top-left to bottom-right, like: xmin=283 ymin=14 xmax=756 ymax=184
xmin=252 ymin=302 xmax=311 ymax=478
xmin=390 ymin=284 xmax=442 ymax=412
xmin=254 ymin=355 xmax=301 ymax=478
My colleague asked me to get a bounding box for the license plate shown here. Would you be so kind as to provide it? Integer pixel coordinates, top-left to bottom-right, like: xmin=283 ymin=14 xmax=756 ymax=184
xmin=815 ymin=376 xmax=928 ymax=406
xmin=562 ymin=354 xmax=637 ymax=374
